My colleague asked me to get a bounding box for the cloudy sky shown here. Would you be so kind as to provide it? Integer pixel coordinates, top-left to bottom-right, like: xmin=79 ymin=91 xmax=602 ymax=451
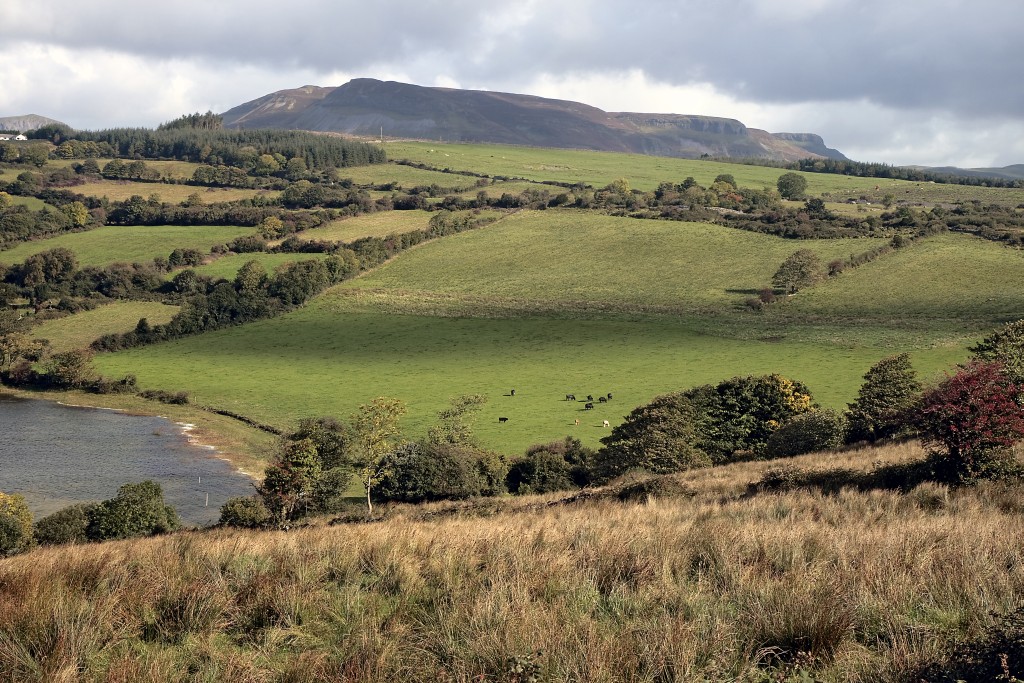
xmin=1 ymin=0 xmax=1019 ymax=167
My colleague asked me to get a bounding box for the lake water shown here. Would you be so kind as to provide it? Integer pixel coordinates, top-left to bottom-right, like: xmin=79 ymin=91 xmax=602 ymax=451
xmin=0 ymin=394 xmax=256 ymax=526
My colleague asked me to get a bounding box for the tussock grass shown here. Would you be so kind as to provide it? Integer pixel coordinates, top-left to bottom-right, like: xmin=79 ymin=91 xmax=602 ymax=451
xmin=1 ymin=443 xmax=1021 ymax=681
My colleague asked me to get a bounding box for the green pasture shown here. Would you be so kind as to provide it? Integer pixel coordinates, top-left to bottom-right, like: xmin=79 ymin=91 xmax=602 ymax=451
xmin=787 ymin=232 xmax=1024 ymax=324
xmin=93 ymin=300 xmax=966 ymax=455
xmin=92 ymin=212 xmax=1017 ymax=455
xmin=340 ymin=162 xmax=481 ymax=191
xmin=384 ymin=141 xmax=880 ymax=194
xmin=70 ymin=180 xmax=278 ymax=204
xmin=337 ymin=210 xmax=890 ymax=313
xmin=185 ymin=252 xmax=330 ymax=281
xmin=33 ymin=302 xmax=179 ymax=353
xmin=5 ymin=195 xmax=48 ymax=211
xmin=297 ymin=210 xmax=435 ymax=242
xmin=381 ymin=141 xmax=1024 ymax=206
xmin=0 ymin=224 xmax=254 ymax=267
xmin=466 ymin=180 xmax=567 ymax=199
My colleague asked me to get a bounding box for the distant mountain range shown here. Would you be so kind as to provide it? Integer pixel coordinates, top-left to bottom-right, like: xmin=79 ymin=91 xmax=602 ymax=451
xmin=221 ymin=78 xmax=848 ymax=162
xmin=0 ymin=114 xmax=65 ymax=132
xmin=910 ymin=164 xmax=1024 ymax=181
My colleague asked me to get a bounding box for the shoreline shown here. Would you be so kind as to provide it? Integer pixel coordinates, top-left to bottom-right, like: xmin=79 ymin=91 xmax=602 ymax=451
xmin=0 ymin=386 xmax=266 ymax=480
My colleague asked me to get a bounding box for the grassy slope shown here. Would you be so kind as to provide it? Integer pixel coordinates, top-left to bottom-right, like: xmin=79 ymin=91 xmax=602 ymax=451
xmin=787 ymin=231 xmax=1024 ymax=323
xmin=0 ymin=225 xmax=255 ymax=267
xmin=338 ymin=162 xmax=481 ymax=190
xmin=69 ymin=180 xmax=278 ymax=204
xmin=337 ymin=210 xmax=889 ymax=311
xmin=94 ymin=212 xmax=984 ymax=454
xmin=2 ymin=442 xmax=1022 ymax=682
xmin=385 ymin=140 xmax=1024 ymax=205
xmin=184 ymin=252 xmax=330 ymax=281
xmin=32 ymin=302 xmax=179 ymax=353
xmin=5 ymin=195 xmax=48 ymax=211
xmin=296 ymin=209 xmax=434 ymax=242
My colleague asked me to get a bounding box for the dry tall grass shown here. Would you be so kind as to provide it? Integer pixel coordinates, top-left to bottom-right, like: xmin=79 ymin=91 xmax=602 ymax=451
xmin=2 ymin=442 xmax=1021 ymax=682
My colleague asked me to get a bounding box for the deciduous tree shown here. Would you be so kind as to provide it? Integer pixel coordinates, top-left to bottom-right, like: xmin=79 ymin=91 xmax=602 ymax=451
xmin=772 ymin=249 xmax=825 ymax=294
xmin=776 ymin=172 xmax=808 ymax=200
xmin=352 ymin=397 xmax=406 ymax=517
xmin=916 ymin=360 xmax=1024 ymax=481
xmin=846 ymin=353 xmax=922 ymax=442
xmin=971 ymin=319 xmax=1024 ymax=383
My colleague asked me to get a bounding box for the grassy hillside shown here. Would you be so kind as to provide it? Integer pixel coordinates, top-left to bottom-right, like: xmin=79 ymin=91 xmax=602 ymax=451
xmin=787 ymin=232 xmax=1024 ymax=324
xmin=337 ymin=210 xmax=889 ymax=312
xmin=68 ymin=180 xmax=278 ymax=204
xmin=2 ymin=442 xmax=1022 ymax=682
xmin=92 ymin=213 xmax=986 ymax=453
xmin=32 ymin=302 xmax=179 ymax=353
xmin=0 ymin=225 xmax=255 ymax=267
xmin=296 ymin=209 xmax=435 ymax=242
xmin=385 ymin=140 xmax=1024 ymax=206
xmin=184 ymin=252 xmax=330 ymax=281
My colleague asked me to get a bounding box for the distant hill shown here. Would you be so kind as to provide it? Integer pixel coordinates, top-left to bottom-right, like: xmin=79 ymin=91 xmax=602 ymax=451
xmin=222 ymin=79 xmax=847 ymax=162
xmin=0 ymin=114 xmax=66 ymax=132
xmin=911 ymin=164 xmax=1024 ymax=181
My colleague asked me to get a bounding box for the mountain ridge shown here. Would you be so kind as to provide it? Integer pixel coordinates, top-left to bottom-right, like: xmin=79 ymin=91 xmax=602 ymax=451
xmin=0 ymin=114 xmax=66 ymax=132
xmin=221 ymin=78 xmax=848 ymax=162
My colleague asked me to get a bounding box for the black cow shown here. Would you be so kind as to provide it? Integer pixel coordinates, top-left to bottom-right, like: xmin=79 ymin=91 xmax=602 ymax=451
xmin=586 ymin=394 xmax=594 ymax=401
xmin=584 ymin=402 xmax=594 ymax=410
xmin=565 ymin=393 xmax=576 ymax=401
xmin=607 ymin=393 xmax=613 ymax=400
xmin=598 ymin=396 xmax=607 ymax=403
xmin=498 ymin=416 xmax=509 ymax=423
xmin=510 ymin=389 xmax=516 ymax=396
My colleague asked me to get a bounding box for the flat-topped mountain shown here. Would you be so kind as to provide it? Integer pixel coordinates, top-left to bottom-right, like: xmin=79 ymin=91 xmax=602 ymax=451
xmin=222 ymin=78 xmax=847 ymax=161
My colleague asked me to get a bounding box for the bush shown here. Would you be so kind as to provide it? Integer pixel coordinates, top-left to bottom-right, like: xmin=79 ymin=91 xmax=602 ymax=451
xmin=219 ymin=496 xmax=273 ymax=529
xmin=308 ymin=467 xmax=356 ymax=514
xmin=915 ymin=360 xmax=1024 ymax=483
xmin=34 ymin=503 xmax=94 ymax=545
xmin=0 ymin=492 xmax=33 ymax=556
xmin=594 ymin=393 xmax=710 ymax=483
xmin=685 ymin=374 xmax=815 ymax=461
xmin=764 ymin=409 xmax=847 ymax=458
xmin=0 ymin=513 xmax=28 ymax=557
xmin=86 ymin=481 xmax=181 ymax=541
xmin=375 ymin=442 xmax=507 ymax=503
xmin=506 ymin=437 xmax=593 ymax=494
xmin=776 ymin=172 xmax=808 ymax=200
xmin=615 ymin=476 xmax=694 ymax=502
xmin=971 ymin=318 xmax=1024 ymax=382
xmin=846 ymin=353 xmax=921 ymax=443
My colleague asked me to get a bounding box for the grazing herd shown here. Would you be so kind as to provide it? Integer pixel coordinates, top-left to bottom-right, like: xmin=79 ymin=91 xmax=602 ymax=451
xmin=498 ymin=388 xmax=615 ymax=427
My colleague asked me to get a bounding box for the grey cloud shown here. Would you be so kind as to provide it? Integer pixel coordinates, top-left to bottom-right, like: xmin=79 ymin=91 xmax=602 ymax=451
xmin=6 ymin=0 xmax=1020 ymax=118
xmin=3 ymin=0 xmax=1022 ymax=165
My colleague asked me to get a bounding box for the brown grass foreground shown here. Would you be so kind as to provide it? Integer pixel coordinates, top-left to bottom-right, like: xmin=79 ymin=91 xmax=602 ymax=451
xmin=1 ymin=443 xmax=1022 ymax=682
